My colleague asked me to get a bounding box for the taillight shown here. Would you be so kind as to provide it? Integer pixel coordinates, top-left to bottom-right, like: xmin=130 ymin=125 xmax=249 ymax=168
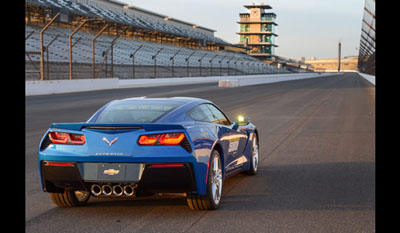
xmin=138 ymin=134 xmax=160 ymax=145
xmin=49 ymin=132 xmax=69 ymax=144
xmin=48 ymin=132 xmax=86 ymax=145
xmin=69 ymin=133 xmax=86 ymax=145
xmin=44 ymin=161 xmax=74 ymax=166
xmin=138 ymin=132 xmax=185 ymax=146
xmin=150 ymin=164 xmax=185 ymax=167
xmin=159 ymin=132 xmax=185 ymax=145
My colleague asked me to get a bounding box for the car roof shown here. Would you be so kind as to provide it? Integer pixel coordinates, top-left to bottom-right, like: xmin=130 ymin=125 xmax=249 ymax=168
xmin=87 ymin=97 xmax=217 ymax=124
xmin=112 ymin=97 xmax=212 ymax=124
xmin=118 ymin=96 xmax=208 ymax=104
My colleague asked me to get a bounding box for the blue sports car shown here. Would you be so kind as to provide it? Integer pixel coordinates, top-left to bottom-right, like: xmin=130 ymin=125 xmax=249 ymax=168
xmin=38 ymin=97 xmax=259 ymax=210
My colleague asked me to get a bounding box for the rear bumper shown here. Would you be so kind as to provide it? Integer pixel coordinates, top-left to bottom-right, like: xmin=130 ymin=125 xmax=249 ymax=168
xmin=40 ymin=161 xmax=196 ymax=195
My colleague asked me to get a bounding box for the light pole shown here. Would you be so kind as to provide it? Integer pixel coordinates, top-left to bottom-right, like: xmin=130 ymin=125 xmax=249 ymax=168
xmin=338 ymin=40 xmax=341 ymax=72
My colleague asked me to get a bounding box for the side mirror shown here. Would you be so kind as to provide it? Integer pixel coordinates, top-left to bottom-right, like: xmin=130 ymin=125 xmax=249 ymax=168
xmin=232 ymin=115 xmax=250 ymax=130
xmin=238 ymin=115 xmax=250 ymax=126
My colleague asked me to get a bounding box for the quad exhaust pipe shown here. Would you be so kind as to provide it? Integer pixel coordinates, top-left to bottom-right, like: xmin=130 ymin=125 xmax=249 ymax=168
xmin=90 ymin=184 xmax=102 ymax=197
xmin=90 ymin=184 xmax=137 ymax=197
xmin=112 ymin=185 xmax=123 ymax=196
xmin=102 ymin=184 xmax=112 ymax=196
xmin=123 ymin=184 xmax=136 ymax=197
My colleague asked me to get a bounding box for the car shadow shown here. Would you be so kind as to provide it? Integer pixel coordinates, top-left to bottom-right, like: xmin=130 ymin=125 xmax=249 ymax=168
xmin=220 ymin=161 xmax=375 ymax=211
xmin=29 ymin=161 xmax=374 ymax=222
xmin=86 ymin=194 xmax=188 ymax=208
xmin=79 ymin=161 xmax=374 ymax=212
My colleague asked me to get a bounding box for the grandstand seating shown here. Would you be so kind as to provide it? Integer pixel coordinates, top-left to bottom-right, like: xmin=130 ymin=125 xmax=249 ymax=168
xmin=26 ymin=0 xmax=229 ymax=46
xmin=25 ymin=0 xmax=288 ymax=80
xmin=26 ymin=24 xmax=285 ymax=76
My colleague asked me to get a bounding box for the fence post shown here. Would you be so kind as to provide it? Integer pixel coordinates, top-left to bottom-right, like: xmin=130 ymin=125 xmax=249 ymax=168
xmin=69 ymin=19 xmax=91 ymax=80
xmin=226 ymin=57 xmax=235 ymax=76
xmin=45 ymin=34 xmax=59 ymax=80
xmin=199 ymin=53 xmax=207 ymax=76
xmin=153 ymin=48 xmax=163 ymax=78
xmin=110 ymin=26 xmax=129 ymax=79
xmin=170 ymin=49 xmax=181 ymax=77
xmin=186 ymin=51 xmax=196 ymax=77
xmin=92 ymin=24 xmax=109 ymax=79
xmin=40 ymin=13 xmax=60 ymax=81
xmin=219 ymin=56 xmax=227 ymax=76
xmin=130 ymin=45 xmax=143 ymax=79
xmin=209 ymin=54 xmax=218 ymax=76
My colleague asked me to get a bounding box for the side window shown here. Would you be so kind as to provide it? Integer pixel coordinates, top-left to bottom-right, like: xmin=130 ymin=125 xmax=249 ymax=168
xmin=206 ymin=104 xmax=231 ymax=126
xmin=188 ymin=104 xmax=215 ymax=123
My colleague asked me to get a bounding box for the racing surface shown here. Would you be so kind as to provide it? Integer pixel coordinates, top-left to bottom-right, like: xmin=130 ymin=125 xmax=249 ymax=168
xmin=26 ymin=73 xmax=375 ymax=232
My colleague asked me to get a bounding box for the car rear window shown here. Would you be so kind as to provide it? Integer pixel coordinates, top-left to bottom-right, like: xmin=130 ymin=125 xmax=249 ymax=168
xmin=95 ymin=100 xmax=182 ymax=123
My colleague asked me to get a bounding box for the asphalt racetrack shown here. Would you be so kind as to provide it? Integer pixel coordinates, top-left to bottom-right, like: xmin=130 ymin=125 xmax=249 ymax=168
xmin=26 ymin=73 xmax=375 ymax=233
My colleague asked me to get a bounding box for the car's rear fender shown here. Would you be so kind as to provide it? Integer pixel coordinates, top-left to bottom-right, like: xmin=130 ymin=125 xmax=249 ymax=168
xmin=240 ymin=124 xmax=258 ymax=171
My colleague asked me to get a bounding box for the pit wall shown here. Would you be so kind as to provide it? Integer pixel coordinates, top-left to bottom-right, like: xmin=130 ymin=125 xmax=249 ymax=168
xmin=26 ymin=73 xmax=342 ymax=96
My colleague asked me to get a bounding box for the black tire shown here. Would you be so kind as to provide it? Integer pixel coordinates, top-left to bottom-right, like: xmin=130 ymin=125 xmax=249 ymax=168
xmin=50 ymin=190 xmax=90 ymax=207
xmin=245 ymin=134 xmax=259 ymax=176
xmin=187 ymin=150 xmax=223 ymax=210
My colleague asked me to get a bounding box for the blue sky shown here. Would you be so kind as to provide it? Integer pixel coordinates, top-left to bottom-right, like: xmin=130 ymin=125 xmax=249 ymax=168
xmin=121 ymin=0 xmax=365 ymax=59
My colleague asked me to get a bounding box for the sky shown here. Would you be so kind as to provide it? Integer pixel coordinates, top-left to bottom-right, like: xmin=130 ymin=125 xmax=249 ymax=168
xmin=120 ymin=0 xmax=365 ymax=60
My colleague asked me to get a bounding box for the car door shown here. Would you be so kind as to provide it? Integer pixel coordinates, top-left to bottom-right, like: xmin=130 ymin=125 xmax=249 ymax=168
xmin=204 ymin=104 xmax=249 ymax=175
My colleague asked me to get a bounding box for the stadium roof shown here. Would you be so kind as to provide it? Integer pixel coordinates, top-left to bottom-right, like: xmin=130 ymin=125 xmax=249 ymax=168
xmin=26 ymin=0 xmax=228 ymax=45
xmin=244 ymin=4 xmax=272 ymax=9
xmin=107 ymin=0 xmax=216 ymax=32
xmin=240 ymin=12 xmax=276 ymax=16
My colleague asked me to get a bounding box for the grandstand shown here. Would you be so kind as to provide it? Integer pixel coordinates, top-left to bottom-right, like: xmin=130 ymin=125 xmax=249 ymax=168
xmin=357 ymin=0 xmax=375 ymax=75
xmin=25 ymin=0 xmax=288 ymax=80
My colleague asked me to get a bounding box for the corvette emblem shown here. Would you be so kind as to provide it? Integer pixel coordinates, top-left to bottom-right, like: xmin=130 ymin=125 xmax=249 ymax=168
xmin=102 ymin=137 xmax=118 ymax=146
xmin=103 ymin=169 xmax=120 ymax=176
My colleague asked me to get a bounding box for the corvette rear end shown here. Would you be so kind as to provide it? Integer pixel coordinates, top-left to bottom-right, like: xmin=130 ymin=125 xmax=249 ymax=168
xmin=39 ymin=123 xmax=197 ymax=199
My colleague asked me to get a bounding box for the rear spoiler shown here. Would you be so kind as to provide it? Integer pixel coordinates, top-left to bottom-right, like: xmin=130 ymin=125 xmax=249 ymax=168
xmin=49 ymin=123 xmax=185 ymax=131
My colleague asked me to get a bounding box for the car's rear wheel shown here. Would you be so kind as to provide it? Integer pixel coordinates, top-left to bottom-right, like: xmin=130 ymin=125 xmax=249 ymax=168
xmin=245 ymin=134 xmax=259 ymax=175
xmin=50 ymin=190 xmax=90 ymax=207
xmin=186 ymin=150 xmax=223 ymax=210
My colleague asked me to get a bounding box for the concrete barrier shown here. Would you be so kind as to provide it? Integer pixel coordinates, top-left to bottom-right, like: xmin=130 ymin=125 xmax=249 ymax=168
xmin=25 ymin=73 xmax=343 ymax=96
xmin=218 ymin=73 xmax=342 ymax=88
xmin=26 ymin=78 xmax=119 ymax=96
xmin=118 ymin=76 xmax=222 ymax=88
xmin=26 ymin=76 xmax=222 ymax=96
xmin=357 ymin=72 xmax=375 ymax=86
